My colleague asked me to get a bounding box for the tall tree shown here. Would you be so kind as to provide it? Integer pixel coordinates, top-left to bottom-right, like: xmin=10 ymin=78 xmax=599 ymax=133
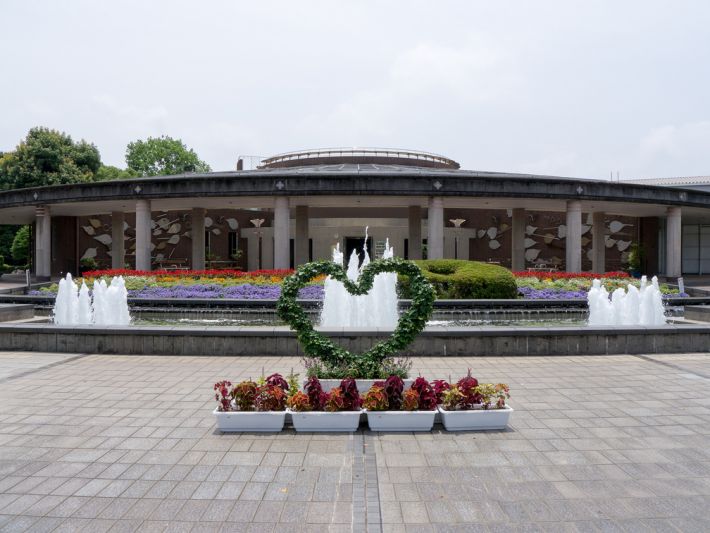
xmin=10 ymin=226 xmax=29 ymax=265
xmin=0 ymin=127 xmax=101 ymax=190
xmin=95 ymin=165 xmax=139 ymax=181
xmin=125 ymin=136 xmax=211 ymax=176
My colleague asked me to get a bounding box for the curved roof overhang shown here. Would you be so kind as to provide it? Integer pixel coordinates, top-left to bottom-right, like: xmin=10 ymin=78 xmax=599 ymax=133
xmin=0 ymin=165 xmax=709 ymax=224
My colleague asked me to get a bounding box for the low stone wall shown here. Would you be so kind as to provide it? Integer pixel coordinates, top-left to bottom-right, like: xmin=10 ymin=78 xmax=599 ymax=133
xmin=0 ymin=324 xmax=708 ymax=357
xmin=0 ymin=304 xmax=34 ymax=322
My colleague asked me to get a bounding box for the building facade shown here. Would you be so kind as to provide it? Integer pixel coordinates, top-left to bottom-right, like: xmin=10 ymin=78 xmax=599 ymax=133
xmin=0 ymin=148 xmax=707 ymax=278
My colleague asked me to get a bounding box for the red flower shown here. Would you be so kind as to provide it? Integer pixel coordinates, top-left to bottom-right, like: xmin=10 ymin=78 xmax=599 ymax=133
xmin=512 ymin=271 xmax=629 ymax=280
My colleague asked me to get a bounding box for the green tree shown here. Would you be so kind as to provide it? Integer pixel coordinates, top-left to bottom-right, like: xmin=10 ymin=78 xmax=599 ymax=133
xmin=125 ymin=136 xmax=211 ymax=176
xmin=0 ymin=127 xmax=101 ymax=190
xmin=95 ymin=165 xmax=139 ymax=181
xmin=0 ymin=226 xmax=18 ymax=265
xmin=10 ymin=225 xmax=30 ymax=265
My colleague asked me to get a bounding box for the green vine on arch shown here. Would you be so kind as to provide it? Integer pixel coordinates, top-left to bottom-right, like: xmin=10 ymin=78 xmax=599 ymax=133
xmin=276 ymin=258 xmax=436 ymax=378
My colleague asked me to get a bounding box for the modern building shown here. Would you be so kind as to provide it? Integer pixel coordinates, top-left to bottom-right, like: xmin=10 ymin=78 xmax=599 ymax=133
xmin=0 ymin=147 xmax=708 ymax=279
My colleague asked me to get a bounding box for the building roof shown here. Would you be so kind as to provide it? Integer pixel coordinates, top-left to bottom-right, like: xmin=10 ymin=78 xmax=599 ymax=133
xmin=623 ymin=176 xmax=710 ymax=187
xmin=258 ymin=147 xmax=460 ymax=170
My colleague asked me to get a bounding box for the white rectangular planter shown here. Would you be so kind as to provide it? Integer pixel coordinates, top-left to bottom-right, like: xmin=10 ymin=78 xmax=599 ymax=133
xmin=438 ymin=406 xmax=513 ymax=431
xmin=365 ymin=409 xmax=436 ymax=432
xmin=288 ymin=409 xmax=362 ymax=432
xmin=213 ymin=408 xmax=286 ymax=432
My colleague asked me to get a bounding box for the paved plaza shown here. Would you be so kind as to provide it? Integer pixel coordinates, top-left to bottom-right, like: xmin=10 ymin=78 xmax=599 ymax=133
xmin=1 ymin=352 xmax=710 ymax=532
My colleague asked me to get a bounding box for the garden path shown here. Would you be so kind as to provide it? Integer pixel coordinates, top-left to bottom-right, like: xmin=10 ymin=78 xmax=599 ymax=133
xmin=1 ymin=352 xmax=710 ymax=531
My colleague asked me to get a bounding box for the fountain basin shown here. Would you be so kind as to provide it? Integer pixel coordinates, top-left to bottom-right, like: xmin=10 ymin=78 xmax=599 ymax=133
xmin=0 ymin=322 xmax=707 ymax=357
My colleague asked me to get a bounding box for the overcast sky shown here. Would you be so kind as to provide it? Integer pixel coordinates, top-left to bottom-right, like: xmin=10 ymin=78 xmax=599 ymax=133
xmin=2 ymin=1 xmax=709 ymax=179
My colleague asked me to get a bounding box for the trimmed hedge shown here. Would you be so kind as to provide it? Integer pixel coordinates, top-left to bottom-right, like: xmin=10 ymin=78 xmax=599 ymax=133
xmin=399 ymin=259 xmax=518 ymax=299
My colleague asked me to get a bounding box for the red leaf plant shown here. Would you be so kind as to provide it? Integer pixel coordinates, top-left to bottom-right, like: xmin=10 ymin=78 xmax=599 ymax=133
xmin=232 ymin=380 xmax=258 ymax=411
xmin=324 ymin=388 xmax=346 ymax=412
xmin=304 ymin=376 xmax=327 ymax=411
xmin=457 ymin=369 xmax=482 ymax=408
xmin=286 ymin=391 xmax=312 ymax=412
xmin=214 ymin=380 xmax=232 ymax=412
xmin=339 ymin=378 xmax=362 ymax=410
xmin=254 ymin=385 xmax=287 ymax=412
xmin=362 ymin=385 xmax=388 ymax=411
xmin=384 ymin=375 xmax=404 ymax=410
xmin=431 ymin=379 xmax=450 ymax=404
xmin=410 ymin=377 xmax=438 ymax=410
xmin=265 ymin=373 xmax=289 ymax=391
xmin=402 ymin=389 xmax=420 ymax=411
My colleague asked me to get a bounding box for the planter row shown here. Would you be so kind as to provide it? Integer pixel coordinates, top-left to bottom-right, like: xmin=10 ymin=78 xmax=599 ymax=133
xmin=214 ymin=405 xmax=513 ymax=433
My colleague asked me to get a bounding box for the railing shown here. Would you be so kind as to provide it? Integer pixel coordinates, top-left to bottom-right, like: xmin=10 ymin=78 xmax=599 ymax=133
xmin=259 ymin=147 xmax=458 ymax=168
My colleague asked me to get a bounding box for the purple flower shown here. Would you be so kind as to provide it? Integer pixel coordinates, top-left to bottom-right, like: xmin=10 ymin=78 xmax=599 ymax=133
xmin=517 ymin=286 xmax=587 ymax=300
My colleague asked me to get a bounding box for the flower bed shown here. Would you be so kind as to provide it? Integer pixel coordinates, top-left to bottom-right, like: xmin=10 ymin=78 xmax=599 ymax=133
xmin=514 ymin=271 xmax=683 ymax=300
xmin=32 ymin=268 xmax=325 ymax=300
xmin=31 ymin=266 xmax=684 ymax=301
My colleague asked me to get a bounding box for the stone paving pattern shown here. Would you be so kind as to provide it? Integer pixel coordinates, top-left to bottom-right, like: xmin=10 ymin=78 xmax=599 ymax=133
xmin=1 ymin=351 xmax=710 ymax=531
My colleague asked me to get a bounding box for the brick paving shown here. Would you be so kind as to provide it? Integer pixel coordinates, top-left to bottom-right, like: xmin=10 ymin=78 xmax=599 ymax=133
xmin=1 ymin=351 xmax=710 ymax=531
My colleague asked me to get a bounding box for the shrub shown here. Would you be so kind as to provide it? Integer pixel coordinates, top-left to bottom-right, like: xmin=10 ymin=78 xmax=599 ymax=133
xmin=399 ymin=259 xmax=518 ymax=299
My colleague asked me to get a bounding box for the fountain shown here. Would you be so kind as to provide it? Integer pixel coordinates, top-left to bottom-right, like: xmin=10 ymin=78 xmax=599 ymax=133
xmin=587 ymin=275 xmax=666 ymax=326
xmin=53 ymin=273 xmax=131 ymax=326
xmin=320 ymin=229 xmax=399 ymax=328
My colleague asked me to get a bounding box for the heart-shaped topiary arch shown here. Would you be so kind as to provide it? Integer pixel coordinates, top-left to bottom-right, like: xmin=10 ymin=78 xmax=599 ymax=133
xmin=277 ymin=258 xmax=436 ymax=378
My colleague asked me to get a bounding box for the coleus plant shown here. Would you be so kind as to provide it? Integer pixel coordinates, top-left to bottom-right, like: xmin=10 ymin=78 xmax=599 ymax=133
xmin=432 ymin=379 xmax=450 ymax=404
xmin=402 ymin=389 xmax=419 ymax=411
xmin=339 ymin=378 xmax=361 ymax=410
xmin=286 ymin=391 xmax=311 ymax=411
xmin=457 ymin=369 xmax=482 ymax=408
xmin=232 ymin=380 xmax=258 ymax=411
xmin=266 ymin=373 xmax=289 ymax=391
xmin=214 ymin=380 xmax=232 ymax=412
xmin=254 ymin=385 xmax=287 ymax=411
xmin=304 ymin=376 xmax=327 ymax=411
xmin=362 ymin=385 xmax=388 ymax=411
xmin=410 ymin=377 xmax=437 ymax=411
xmin=384 ymin=375 xmax=404 ymax=410
xmin=324 ymin=388 xmax=346 ymax=412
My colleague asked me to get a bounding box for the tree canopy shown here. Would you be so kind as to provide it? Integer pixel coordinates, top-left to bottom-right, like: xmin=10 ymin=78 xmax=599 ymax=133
xmin=125 ymin=135 xmax=211 ymax=176
xmin=0 ymin=127 xmax=101 ymax=190
xmin=94 ymin=165 xmax=139 ymax=181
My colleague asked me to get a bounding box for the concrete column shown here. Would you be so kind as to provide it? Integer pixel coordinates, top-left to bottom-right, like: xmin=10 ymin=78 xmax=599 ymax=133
xmin=135 ymin=199 xmax=152 ymax=271
xmin=565 ymin=200 xmax=582 ymax=272
xmin=511 ymin=208 xmax=526 ymax=271
xmin=295 ymin=205 xmax=309 ymax=266
xmin=191 ymin=208 xmax=206 ymax=270
xmin=273 ymin=197 xmax=290 ymax=269
xmin=666 ymin=206 xmax=682 ymax=277
xmin=408 ymin=206 xmax=422 ymax=260
xmin=427 ymin=197 xmax=444 ymax=260
xmin=111 ymin=211 xmax=125 ymax=270
xmin=592 ymin=212 xmax=606 ymax=273
xmin=34 ymin=206 xmax=51 ymax=278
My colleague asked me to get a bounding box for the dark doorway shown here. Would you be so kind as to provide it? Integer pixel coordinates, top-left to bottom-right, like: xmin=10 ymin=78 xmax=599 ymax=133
xmin=344 ymin=237 xmax=372 ymax=269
